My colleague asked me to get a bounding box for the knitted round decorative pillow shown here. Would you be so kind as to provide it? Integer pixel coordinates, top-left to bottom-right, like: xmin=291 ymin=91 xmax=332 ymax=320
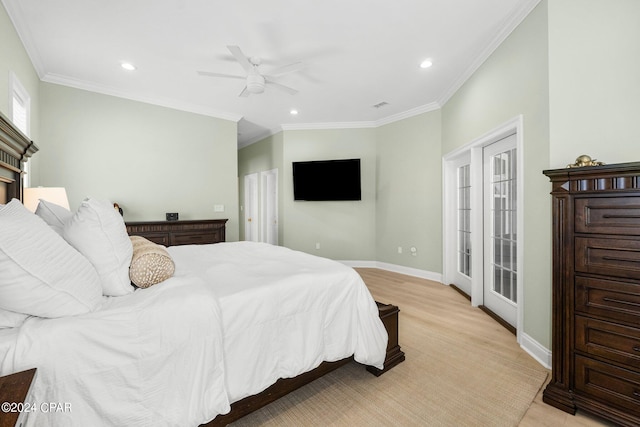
xmin=129 ymin=236 xmax=175 ymax=288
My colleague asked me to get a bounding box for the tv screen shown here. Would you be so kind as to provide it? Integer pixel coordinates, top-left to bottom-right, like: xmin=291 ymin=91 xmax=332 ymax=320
xmin=293 ymin=159 xmax=361 ymax=201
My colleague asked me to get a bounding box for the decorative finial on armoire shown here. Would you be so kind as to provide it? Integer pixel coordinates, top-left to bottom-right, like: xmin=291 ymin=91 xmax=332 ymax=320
xmin=566 ymin=154 xmax=604 ymax=168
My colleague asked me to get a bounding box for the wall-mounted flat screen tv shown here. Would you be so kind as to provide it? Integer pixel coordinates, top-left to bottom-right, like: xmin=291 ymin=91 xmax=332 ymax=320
xmin=292 ymin=158 xmax=361 ymax=201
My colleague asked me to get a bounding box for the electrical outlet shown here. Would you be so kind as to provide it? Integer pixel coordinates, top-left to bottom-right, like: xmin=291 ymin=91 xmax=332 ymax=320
xmin=397 ymin=246 xmax=403 ymax=254
xmin=315 ymin=242 xmax=321 ymax=250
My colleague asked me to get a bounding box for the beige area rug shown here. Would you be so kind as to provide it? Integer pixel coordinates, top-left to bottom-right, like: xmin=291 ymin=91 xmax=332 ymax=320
xmin=230 ymin=269 xmax=549 ymax=426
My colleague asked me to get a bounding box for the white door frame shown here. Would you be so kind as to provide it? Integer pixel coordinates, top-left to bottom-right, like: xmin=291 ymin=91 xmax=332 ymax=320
xmin=442 ymin=115 xmax=524 ymax=343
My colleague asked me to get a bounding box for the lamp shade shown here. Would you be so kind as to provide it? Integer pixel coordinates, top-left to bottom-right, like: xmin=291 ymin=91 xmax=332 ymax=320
xmin=23 ymin=187 xmax=70 ymax=212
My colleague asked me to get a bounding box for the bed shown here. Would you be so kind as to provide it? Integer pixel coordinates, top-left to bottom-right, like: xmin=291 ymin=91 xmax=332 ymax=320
xmin=0 ymin=113 xmax=401 ymax=426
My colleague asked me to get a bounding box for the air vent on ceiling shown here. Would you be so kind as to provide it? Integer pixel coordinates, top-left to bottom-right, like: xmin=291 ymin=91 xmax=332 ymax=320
xmin=372 ymin=101 xmax=389 ymax=109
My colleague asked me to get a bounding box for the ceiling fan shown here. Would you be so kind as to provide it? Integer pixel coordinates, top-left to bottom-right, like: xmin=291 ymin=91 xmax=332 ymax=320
xmin=198 ymin=45 xmax=304 ymax=97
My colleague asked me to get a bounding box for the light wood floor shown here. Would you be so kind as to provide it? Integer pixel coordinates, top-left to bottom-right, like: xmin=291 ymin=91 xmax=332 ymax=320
xmin=355 ymin=268 xmax=615 ymax=427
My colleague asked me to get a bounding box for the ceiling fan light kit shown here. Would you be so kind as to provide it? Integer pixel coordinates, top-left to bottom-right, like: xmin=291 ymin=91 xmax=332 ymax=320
xmin=246 ymin=73 xmax=265 ymax=94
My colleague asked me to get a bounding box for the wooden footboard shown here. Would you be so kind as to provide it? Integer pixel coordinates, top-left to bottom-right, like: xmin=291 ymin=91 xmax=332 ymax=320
xmin=367 ymin=302 xmax=405 ymax=376
xmin=202 ymin=301 xmax=404 ymax=426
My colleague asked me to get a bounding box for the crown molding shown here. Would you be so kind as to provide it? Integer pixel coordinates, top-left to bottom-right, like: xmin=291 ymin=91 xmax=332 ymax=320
xmin=238 ymin=127 xmax=283 ymax=149
xmin=374 ymin=102 xmax=441 ymax=126
xmin=437 ymin=0 xmax=542 ymax=106
xmin=2 ymin=0 xmax=46 ymax=79
xmin=41 ymin=73 xmax=243 ymax=122
xmin=279 ymin=101 xmax=441 ymax=133
xmin=281 ymin=121 xmax=378 ymax=131
xmin=242 ymin=101 xmax=443 ymax=148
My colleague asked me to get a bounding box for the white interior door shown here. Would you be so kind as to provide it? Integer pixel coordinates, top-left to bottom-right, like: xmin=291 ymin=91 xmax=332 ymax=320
xmin=483 ymin=134 xmax=517 ymax=327
xmin=261 ymin=169 xmax=278 ymax=245
xmin=244 ymin=173 xmax=259 ymax=242
xmin=444 ymin=153 xmax=473 ymax=296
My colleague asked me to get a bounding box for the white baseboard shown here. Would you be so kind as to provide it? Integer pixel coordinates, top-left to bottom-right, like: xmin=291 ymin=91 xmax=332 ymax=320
xmin=520 ymin=332 xmax=552 ymax=369
xmin=341 ymin=259 xmax=552 ymax=370
xmin=339 ymin=260 xmax=443 ymax=283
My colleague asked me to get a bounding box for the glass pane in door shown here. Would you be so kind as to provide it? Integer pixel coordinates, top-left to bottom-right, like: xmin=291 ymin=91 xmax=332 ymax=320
xmin=457 ymin=164 xmax=471 ymax=277
xmin=490 ymin=149 xmax=517 ymax=303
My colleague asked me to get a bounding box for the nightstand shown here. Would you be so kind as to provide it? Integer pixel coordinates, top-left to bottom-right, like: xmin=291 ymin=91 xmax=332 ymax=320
xmin=0 ymin=368 xmax=36 ymax=427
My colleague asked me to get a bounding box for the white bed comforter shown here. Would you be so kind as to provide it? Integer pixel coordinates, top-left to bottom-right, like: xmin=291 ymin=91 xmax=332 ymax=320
xmin=168 ymin=242 xmax=388 ymax=403
xmin=0 ymin=242 xmax=388 ymax=426
xmin=1 ymin=276 xmax=230 ymax=427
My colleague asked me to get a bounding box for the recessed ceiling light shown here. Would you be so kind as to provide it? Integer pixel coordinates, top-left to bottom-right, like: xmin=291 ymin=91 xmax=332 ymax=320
xmin=420 ymin=59 xmax=433 ymax=69
xmin=290 ymin=109 xmax=298 ymax=115
xmin=121 ymin=62 xmax=136 ymax=71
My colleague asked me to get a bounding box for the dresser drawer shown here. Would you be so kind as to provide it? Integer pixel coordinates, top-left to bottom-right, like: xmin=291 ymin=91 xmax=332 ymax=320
xmin=576 ymin=276 xmax=640 ymax=324
xmin=575 ymin=316 xmax=640 ymax=367
xmin=575 ymin=237 xmax=640 ymax=280
xmin=576 ymin=197 xmax=640 ymax=236
xmin=134 ymin=232 xmax=170 ymax=246
xmin=170 ymin=232 xmax=219 ymax=246
xmin=575 ymin=355 xmax=640 ymax=416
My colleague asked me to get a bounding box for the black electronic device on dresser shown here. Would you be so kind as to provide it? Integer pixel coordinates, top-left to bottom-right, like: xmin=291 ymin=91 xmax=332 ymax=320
xmin=543 ymin=162 xmax=640 ymax=426
xmin=126 ymin=219 xmax=227 ymax=246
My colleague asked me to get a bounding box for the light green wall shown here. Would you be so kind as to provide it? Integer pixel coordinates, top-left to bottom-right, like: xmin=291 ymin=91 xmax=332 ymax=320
xmin=441 ymin=1 xmax=551 ymax=347
xmin=239 ymin=115 xmax=442 ymax=272
xmin=237 ymin=132 xmax=284 ymax=242
xmin=548 ymin=0 xmax=640 ymax=167
xmin=0 ymin=3 xmax=39 ymax=147
xmin=282 ymin=128 xmax=377 ymax=260
xmin=38 ymin=82 xmax=240 ymax=241
xmin=376 ymin=110 xmax=442 ymax=272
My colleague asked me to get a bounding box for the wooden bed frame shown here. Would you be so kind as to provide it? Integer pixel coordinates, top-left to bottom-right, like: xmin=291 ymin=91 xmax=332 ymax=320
xmin=0 ymin=111 xmax=404 ymax=426
xmin=204 ymin=302 xmax=405 ymax=426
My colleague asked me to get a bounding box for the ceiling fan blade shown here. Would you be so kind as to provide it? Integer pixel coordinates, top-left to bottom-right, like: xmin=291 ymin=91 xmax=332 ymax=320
xmin=239 ymin=86 xmax=251 ymax=97
xmin=265 ymin=61 xmax=305 ymax=77
xmin=197 ymin=71 xmax=245 ymax=80
xmin=227 ymin=45 xmax=254 ymax=73
xmin=264 ymin=79 xmax=298 ymax=95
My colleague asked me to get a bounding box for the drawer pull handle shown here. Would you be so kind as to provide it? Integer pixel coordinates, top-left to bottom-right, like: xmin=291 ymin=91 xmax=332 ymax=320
xmin=603 ymin=214 xmax=640 ymax=219
xmin=602 ymin=297 xmax=640 ymax=308
xmin=601 ymin=256 xmax=640 ymax=264
xmin=635 ymin=390 xmax=640 ymax=398
xmin=634 ymin=346 xmax=640 ymax=352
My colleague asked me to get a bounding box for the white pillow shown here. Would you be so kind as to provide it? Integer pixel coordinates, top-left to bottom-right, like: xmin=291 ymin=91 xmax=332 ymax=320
xmin=35 ymin=199 xmax=73 ymax=235
xmin=0 ymin=199 xmax=103 ymax=317
xmin=64 ymin=198 xmax=134 ymax=296
xmin=0 ymin=308 xmax=30 ymax=329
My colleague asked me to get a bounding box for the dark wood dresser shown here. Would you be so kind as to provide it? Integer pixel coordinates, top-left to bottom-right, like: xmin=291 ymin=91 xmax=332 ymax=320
xmin=543 ymin=162 xmax=640 ymax=426
xmin=126 ymin=219 xmax=227 ymax=246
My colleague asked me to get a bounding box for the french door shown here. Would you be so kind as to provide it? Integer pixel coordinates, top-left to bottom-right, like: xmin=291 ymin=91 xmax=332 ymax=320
xmin=482 ymin=134 xmax=517 ymax=327
xmin=445 ymin=153 xmax=473 ymax=296
xmin=443 ymin=117 xmax=523 ymax=338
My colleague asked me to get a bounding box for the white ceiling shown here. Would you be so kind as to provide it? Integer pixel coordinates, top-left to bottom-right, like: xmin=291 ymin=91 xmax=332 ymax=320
xmin=3 ymin=0 xmax=539 ymax=147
